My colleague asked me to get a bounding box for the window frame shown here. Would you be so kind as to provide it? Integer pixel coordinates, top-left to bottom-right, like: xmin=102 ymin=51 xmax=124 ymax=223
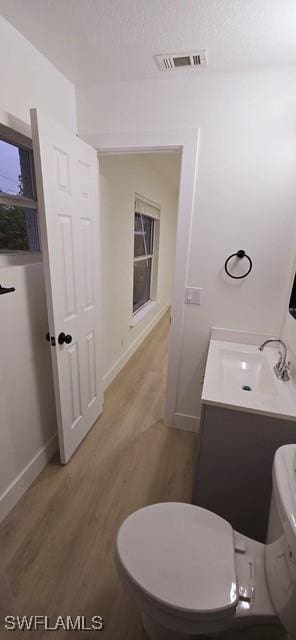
xmin=132 ymin=198 xmax=160 ymax=316
xmin=0 ymin=124 xmax=41 ymax=257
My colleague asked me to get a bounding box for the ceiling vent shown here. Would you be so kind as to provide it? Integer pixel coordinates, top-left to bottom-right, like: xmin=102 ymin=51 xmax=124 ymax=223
xmin=155 ymin=50 xmax=207 ymax=72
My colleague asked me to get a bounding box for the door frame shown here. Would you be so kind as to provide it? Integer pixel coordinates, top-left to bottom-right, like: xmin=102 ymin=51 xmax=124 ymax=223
xmin=83 ymin=129 xmax=199 ymax=428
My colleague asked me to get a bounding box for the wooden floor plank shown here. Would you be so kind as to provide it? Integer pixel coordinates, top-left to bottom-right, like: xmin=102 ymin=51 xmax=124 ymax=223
xmin=0 ymin=311 xmax=197 ymax=639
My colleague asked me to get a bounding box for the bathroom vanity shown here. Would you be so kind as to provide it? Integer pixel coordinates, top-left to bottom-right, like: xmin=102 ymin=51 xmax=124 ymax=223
xmin=194 ymin=338 xmax=296 ymax=542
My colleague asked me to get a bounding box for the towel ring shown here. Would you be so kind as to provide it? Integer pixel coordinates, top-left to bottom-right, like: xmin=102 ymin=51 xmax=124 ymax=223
xmin=224 ymin=250 xmax=253 ymax=280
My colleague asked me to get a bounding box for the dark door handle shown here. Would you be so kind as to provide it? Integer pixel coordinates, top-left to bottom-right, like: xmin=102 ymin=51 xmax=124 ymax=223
xmin=58 ymin=332 xmax=72 ymax=345
xmin=0 ymin=285 xmax=15 ymax=295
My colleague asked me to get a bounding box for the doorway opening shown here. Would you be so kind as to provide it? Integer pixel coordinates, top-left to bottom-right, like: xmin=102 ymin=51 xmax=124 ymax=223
xmin=30 ymin=113 xmax=198 ymax=466
xmin=92 ymin=129 xmax=199 ymax=428
xmin=99 ymin=150 xmax=181 ymax=406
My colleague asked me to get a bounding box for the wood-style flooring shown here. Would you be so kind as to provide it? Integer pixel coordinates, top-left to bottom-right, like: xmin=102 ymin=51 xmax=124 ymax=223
xmin=0 ymin=311 xmax=196 ymax=639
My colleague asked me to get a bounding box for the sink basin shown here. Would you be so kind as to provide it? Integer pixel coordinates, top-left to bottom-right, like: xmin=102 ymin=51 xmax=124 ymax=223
xmin=219 ymin=349 xmax=277 ymax=396
xmin=202 ymin=339 xmax=296 ymax=420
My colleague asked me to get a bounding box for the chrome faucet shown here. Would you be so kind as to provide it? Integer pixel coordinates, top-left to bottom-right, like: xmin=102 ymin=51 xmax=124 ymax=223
xmin=258 ymin=339 xmax=290 ymax=382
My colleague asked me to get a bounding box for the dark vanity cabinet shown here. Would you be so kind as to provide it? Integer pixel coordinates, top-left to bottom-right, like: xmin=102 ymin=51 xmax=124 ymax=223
xmin=194 ymin=403 xmax=296 ymax=542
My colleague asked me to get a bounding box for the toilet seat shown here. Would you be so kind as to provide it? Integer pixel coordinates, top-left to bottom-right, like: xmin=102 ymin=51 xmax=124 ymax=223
xmin=117 ymin=502 xmax=239 ymax=619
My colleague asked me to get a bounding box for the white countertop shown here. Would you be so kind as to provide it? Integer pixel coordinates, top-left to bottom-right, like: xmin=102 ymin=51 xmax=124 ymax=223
xmin=202 ymin=339 xmax=296 ymax=421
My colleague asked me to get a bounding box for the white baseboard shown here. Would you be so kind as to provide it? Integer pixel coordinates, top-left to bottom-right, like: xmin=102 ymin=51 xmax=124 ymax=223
xmin=0 ymin=433 xmax=58 ymax=524
xmin=103 ymin=304 xmax=170 ymax=390
xmin=174 ymin=412 xmax=200 ymax=433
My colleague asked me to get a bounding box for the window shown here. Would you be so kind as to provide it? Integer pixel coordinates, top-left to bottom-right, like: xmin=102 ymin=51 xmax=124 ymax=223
xmin=0 ymin=126 xmax=40 ymax=253
xmin=133 ymin=196 xmax=160 ymax=314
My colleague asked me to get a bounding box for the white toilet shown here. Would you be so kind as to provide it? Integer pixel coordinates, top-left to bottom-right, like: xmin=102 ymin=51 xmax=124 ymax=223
xmin=116 ymin=444 xmax=296 ymax=639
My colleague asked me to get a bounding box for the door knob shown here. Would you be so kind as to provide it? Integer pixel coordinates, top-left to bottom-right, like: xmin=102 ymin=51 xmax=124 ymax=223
xmin=58 ymin=332 xmax=72 ymax=345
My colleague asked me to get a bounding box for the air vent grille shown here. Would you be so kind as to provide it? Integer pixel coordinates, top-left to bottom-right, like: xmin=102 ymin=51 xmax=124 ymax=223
xmin=155 ymin=50 xmax=207 ymax=72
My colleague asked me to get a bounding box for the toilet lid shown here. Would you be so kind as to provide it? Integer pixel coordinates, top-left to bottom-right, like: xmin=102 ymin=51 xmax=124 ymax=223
xmin=117 ymin=502 xmax=238 ymax=615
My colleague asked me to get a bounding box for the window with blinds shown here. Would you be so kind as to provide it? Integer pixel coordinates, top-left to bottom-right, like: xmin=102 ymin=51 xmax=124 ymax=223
xmin=133 ymin=196 xmax=160 ymax=314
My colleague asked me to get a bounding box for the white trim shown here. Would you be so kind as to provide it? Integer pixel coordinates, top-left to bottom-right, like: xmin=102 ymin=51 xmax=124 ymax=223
xmin=133 ymin=254 xmax=153 ymax=263
xmin=0 ymin=122 xmax=32 ymax=150
xmin=130 ymin=300 xmax=157 ymax=326
xmin=174 ymin=412 xmax=200 ymax=433
xmin=103 ymin=303 xmax=169 ymax=390
xmin=150 ymin=218 xmax=160 ymax=303
xmin=86 ymin=129 xmax=199 ymax=429
xmin=0 ymin=252 xmax=42 ymax=267
xmin=98 ymin=146 xmax=181 ymax=156
xmin=135 ymin=194 xmax=160 ymax=220
xmin=135 ymin=192 xmax=160 ymax=208
xmin=0 ymin=433 xmax=58 ymax=523
xmin=0 ymin=194 xmax=38 ymax=209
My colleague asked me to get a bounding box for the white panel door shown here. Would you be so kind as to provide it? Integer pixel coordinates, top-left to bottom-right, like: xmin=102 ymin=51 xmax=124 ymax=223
xmin=30 ymin=108 xmax=103 ymax=463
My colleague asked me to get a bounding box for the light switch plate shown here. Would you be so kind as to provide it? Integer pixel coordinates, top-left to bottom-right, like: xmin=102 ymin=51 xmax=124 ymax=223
xmin=185 ymin=287 xmax=203 ymax=305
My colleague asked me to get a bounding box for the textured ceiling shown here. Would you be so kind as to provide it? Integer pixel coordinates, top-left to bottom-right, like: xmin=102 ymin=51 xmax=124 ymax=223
xmin=1 ymin=0 xmax=296 ymax=87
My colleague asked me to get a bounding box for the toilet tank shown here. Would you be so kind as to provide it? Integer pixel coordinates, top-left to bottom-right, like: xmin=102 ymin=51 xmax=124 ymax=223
xmin=265 ymin=444 xmax=296 ymax=639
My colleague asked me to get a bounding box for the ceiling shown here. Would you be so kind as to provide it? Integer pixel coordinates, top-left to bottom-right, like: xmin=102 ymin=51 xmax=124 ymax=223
xmin=1 ymin=0 xmax=296 ymax=87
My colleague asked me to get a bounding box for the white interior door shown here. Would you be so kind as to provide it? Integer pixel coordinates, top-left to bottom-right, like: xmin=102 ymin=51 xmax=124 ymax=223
xmin=30 ymin=108 xmax=103 ymax=463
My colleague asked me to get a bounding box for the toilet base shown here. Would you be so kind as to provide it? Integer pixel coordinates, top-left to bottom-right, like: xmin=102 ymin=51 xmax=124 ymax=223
xmin=142 ymin=613 xmax=286 ymax=640
xmin=142 ymin=613 xmax=196 ymax=640
xmin=142 ymin=613 xmax=223 ymax=639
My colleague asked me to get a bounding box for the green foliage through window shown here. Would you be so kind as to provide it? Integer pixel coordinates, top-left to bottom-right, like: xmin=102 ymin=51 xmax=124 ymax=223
xmin=0 ymin=204 xmax=39 ymax=252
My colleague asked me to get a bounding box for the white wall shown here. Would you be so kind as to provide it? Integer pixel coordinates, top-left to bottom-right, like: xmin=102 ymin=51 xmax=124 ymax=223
xmin=0 ymin=16 xmax=77 ymax=521
xmin=0 ymin=16 xmax=76 ymax=135
xmin=99 ymin=153 xmax=179 ymax=387
xmin=77 ymin=68 xmax=296 ymax=427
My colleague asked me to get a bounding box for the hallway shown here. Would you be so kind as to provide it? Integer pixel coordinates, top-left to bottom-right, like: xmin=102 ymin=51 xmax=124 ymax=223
xmin=0 ymin=311 xmax=196 ymax=639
